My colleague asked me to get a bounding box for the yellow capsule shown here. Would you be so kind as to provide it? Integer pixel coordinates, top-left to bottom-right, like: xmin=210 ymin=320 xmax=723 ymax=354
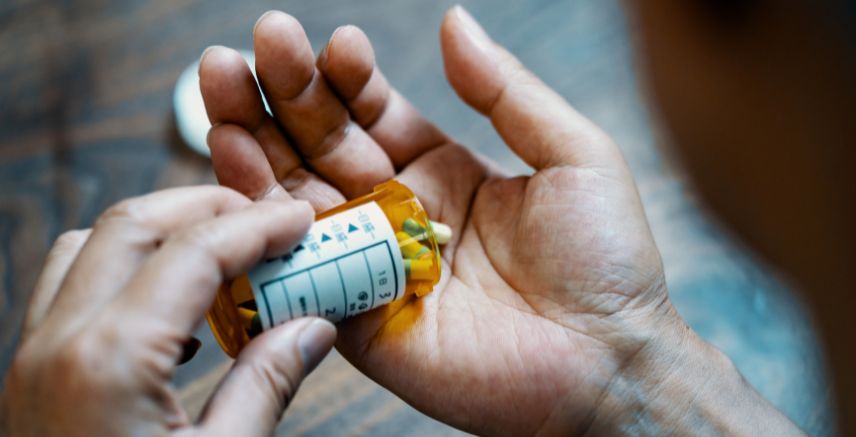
xmin=237 ymin=307 xmax=263 ymax=336
xmin=397 ymin=231 xmax=431 ymax=259
xmin=237 ymin=307 xmax=256 ymax=328
xmin=405 ymin=259 xmax=435 ymax=281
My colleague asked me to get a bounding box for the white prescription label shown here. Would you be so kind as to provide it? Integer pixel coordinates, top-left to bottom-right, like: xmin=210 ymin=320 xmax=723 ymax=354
xmin=249 ymin=201 xmax=405 ymax=330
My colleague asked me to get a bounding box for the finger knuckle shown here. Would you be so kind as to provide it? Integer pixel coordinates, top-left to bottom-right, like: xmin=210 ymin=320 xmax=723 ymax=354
xmin=54 ymin=333 xmax=99 ymax=373
xmin=174 ymin=222 xmax=217 ymax=254
xmin=134 ymin=332 xmax=182 ymax=384
xmin=257 ymin=198 xmax=299 ymax=217
xmin=40 ymin=334 xmax=126 ymax=403
xmin=96 ymin=197 xmax=148 ymax=228
xmin=205 ymin=184 xmax=248 ymax=205
xmin=56 ymin=330 xmax=123 ymax=382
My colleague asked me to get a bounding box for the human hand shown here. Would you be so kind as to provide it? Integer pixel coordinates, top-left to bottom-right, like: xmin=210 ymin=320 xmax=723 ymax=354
xmin=1 ymin=187 xmax=336 ymax=436
xmin=197 ymin=7 xmax=761 ymax=435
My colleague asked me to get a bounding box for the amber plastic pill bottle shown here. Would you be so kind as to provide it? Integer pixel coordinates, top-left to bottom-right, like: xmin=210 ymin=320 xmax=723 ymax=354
xmin=207 ymin=180 xmax=442 ymax=357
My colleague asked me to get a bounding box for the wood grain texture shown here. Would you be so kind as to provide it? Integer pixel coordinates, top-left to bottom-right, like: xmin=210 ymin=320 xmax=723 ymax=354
xmin=0 ymin=0 xmax=832 ymax=435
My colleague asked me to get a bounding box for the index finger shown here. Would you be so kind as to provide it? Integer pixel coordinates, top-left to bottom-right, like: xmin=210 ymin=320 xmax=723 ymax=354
xmin=34 ymin=186 xmax=254 ymax=348
xmin=104 ymin=199 xmax=313 ymax=337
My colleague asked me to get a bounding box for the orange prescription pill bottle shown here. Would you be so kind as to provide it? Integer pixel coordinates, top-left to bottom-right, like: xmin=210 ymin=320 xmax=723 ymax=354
xmin=207 ymin=180 xmax=442 ymax=357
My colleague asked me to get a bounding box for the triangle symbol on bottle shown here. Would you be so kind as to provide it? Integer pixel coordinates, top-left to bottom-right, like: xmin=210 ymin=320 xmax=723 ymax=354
xmin=348 ymin=223 xmax=359 ymax=233
xmin=320 ymin=233 xmax=332 ymax=242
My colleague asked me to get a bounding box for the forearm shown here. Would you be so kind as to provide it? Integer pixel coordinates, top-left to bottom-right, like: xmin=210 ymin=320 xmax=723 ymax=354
xmin=586 ymin=318 xmax=805 ymax=436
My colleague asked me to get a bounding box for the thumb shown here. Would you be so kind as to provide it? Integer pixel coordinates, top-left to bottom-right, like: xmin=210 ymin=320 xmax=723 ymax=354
xmin=440 ymin=5 xmax=625 ymax=171
xmin=197 ymin=318 xmax=336 ymax=436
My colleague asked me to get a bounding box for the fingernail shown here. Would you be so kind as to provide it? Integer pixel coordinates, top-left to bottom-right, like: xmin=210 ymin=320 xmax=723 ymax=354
xmin=317 ymin=45 xmax=329 ymax=68
xmin=294 ymin=199 xmax=315 ymax=217
xmin=317 ymin=38 xmax=332 ymax=69
xmin=254 ymin=10 xmax=279 ymax=34
xmin=199 ymin=45 xmax=218 ymax=63
xmin=177 ymin=336 xmax=202 ymax=365
xmin=319 ymin=25 xmax=346 ymax=69
xmin=198 ymin=46 xmax=222 ymax=76
xmin=297 ymin=319 xmax=336 ymax=375
xmin=453 ymin=5 xmax=491 ymax=48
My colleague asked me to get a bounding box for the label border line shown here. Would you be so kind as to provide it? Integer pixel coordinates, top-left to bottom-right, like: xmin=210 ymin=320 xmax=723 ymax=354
xmin=334 ymin=260 xmax=349 ymax=319
xmin=361 ymin=250 xmax=376 ymax=312
xmin=384 ymin=242 xmax=401 ymax=301
xmin=307 ymin=270 xmax=322 ymax=317
xmin=261 ymin=284 xmax=274 ymax=330
xmin=282 ymin=281 xmax=294 ymax=321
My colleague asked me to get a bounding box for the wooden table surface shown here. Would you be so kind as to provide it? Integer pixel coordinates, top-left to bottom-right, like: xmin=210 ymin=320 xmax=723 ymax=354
xmin=0 ymin=0 xmax=834 ymax=435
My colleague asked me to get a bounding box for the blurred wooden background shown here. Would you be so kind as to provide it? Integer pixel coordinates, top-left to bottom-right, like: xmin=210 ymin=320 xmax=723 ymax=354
xmin=0 ymin=0 xmax=833 ymax=435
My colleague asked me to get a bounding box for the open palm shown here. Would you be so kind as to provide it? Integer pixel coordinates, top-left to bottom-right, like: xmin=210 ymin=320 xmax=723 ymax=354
xmin=200 ymin=8 xmax=673 ymax=435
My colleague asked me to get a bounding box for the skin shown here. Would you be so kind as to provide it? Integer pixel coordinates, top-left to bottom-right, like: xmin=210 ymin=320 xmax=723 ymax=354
xmin=627 ymin=1 xmax=856 ymax=432
xmin=197 ymin=7 xmax=800 ymax=435
xmin=4 ymin=2 xmax=843 ymax=435
xmin=0 ymin=188 xmax=338 ymax=436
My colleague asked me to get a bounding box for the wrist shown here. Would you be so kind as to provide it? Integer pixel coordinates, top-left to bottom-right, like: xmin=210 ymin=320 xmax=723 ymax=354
xmin=585 ymin=305 xmax=804 ymax=435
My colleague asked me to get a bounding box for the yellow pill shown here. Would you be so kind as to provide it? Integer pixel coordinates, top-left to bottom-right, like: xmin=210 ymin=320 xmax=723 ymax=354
xmin=405 ymin=259 xmax=435 ymax=281
xmin=237 ymin=307 xmax=256 ymax=328
xmin=237 ymin=307 xmax=263 ymax=336
xmin=397 ymin=231 xmax=431 ymax=259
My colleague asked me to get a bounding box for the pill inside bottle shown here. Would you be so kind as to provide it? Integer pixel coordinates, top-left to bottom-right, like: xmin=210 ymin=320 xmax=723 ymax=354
xmin=207 ymin=180 xmax=443 ymax=357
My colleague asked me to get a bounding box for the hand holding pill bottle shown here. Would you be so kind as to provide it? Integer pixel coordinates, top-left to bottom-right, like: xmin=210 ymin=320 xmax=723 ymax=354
xmin=207 ymin=180 xmax=447 ymax=357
